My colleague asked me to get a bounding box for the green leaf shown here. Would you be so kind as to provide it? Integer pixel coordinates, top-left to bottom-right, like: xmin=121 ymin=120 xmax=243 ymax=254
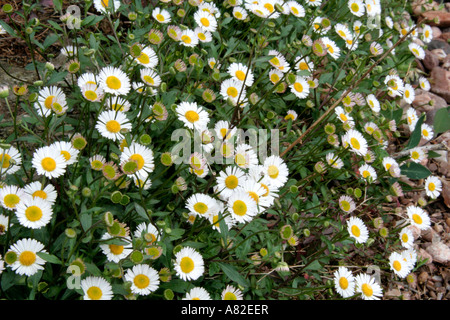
xmin=47 ymin=71 xmax=68 ymax=85
xmin=37 ymin=252 xmax=62 ymax=265
xmin=400 ymin=162 xmax=431 ymax=180
xmin=43 ymin=33 xmax=59 ymax=49
xmin=81 ymin=15 xmax=104 ymax=27
xmin=53 ymin=0 xmax=63 ymax=12
xmin=134 ymin=203 xmax=149 ymax=221
xmin=303 ymin=260 xmax=323 ymax=271
xmin=406 ymin=114 xmax=425 ymax=150
xmin=217 ymin=262 xmax=249 ymax=288
xmin=433 ymin=107 xmax=450 ymax=134
xmin=80 ymin=213 xmax=92 ymax=232
xmin=0 ymin=20 xmax=18 ymax=37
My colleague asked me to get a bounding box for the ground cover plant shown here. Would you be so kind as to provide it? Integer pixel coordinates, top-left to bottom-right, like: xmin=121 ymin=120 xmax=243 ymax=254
xmin=0 ymin=0 xmax=448 ymax=300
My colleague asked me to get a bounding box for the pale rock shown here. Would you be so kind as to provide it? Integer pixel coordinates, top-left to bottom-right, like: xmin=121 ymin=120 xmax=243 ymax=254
xmin=426 ymin=241 xmax=450 ymax=264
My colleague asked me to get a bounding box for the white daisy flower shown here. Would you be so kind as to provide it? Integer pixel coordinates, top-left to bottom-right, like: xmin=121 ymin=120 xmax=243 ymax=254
xmin=348 ymin=0 xmax=365 ymax=17
xmin=339 ymin=195 xmax=356 ymax=213
xmin=366 ymin=94 xmax=380 ymax=113
xmin=81 ymin=276 xmax=113 ymax=300
xmin=183 ymin=287 xmax=212 ymax=300
xmin=268 ymin=68 xmax=284 ymax=84
xmin=15 ymin=196 xmax=53 ymax=229
xmin=406 ymin=107 xmax=418 ymax=131
xmin=32 ymin=146 xmax=67 ymax=179
xmin=342 ymin=129 xmax=368 ymax=157
xmin=227 ymin=190 xmax=258 ymax=223
xmin=180 ymin=29 xmax=199 ymax=47
xmin=232 ymin=6 xmax=248 ymax=20
xmin=120 ymin=142 xmax=155 ymax=178
xmin=93 ymin=0 xmax=120 ymax=13
xmin=8 ymin=238 xmax=47 ymax=276
xmin=421 ymin=123 xmax=434 ymax=141
xmin=77 ymin=72 xmax=98 ymax=89
xmin=125 ymin=264 xmax=160 ymax=296
xmin=408 ymin=43 xmax=425 ymax=60
xmin=409 ymin=147 xmax=427 ymax=163
xmin=152 ymin=7 xmax=171 ymax=24
xmin=262 ymin=155 xmax=289 ymax=189
xmin=176 ymin=101 xmax=210 ymax=131
xmin=326 ymin=152 xmax=344 ymax=169
xmin=194 ymin=9 xmax=218 ymax=32
xmin=234 ymin=144 xmax=258 ymax=169
xmin=81 ymin=83 xmax=104 ymax=102
xmin=227 ymin=62 xmax=254 ymax=87
xmin=134 ymin=222 xmax=160 ymax=245
xmin=35 ymin=86 xmax=67 ymax=117
xmin=174 ymin=246 xmax=205 ymax=281
xmin=0 ymin=185 xmax=25 ymax=211
xmin=287 ymin=1 xmax=305 ymax=17
xmin=334 ymin=266 xmax=356 ymax=298
xmin=221 ymin=285 xmax=244 ymax=300
xmin=389 ymin=251 xmax=412 ymax=278
xmin=98 ymin=66 xmax=131 ymax=96
xmin=0 ymin=146 xmax=22 ymax=175
xmin=419 ymin=76 xmax=430 ymax=91
xmin=347 ymin=216 xmax=369 ymax=243
xmin=385 ymin=74 xmax=404 ymax=97
xmin=96 ymin=110 xmax=131 ymax=141
xmin=51 ymin=141 xmax=79 ymax=165
xmin=289 ymin=75 xmax=310 ymax=99
xmin=194 ymin=27 xmax=213 ymax=43
xmin=220 ymin=78 xmax=247 ymax=105
xmin=407 ymin=205 xmax=431 ymax=230
xmin=424 ymin=175 xmax=442 ymax=199
xmin=399 ymin=227 xmax=414 ymax=249
xmin=381 ymin=156 xmax=398 ymax=172
xmin=322 ymin=37 xmax=341 ymax=59
xmin=215 ymin=166 xmax=247 ymax=199
xmin=99 ymin=233 xmax=133 ymax=263
xmin=267 ymin=50 xmax=290 ymax=73
xmin=359 ymin=163 xmax=377 ymax=182
xmin=354 ymin=273 xmax=383 ymax=300
xmin=140 ymin=68 xmax=161 ymax=87
xmin=422 ymin=24 xmax=433 ymax=43
xmin=135 ymin=46 xmax=158 ymax=69
xmin=0 ymin=214 xmax=11 ymax=234
xmin=186 ymin=193 xmax=219 ymax=219
xmin=403 ymin=84 xmax=415 ymax=104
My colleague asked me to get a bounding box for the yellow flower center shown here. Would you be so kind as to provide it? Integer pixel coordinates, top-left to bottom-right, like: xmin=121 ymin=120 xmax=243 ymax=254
xmin=227 ymin=86 xmax=238 ymax=98
xmin=60 ymin=150 xmax=71 ymax=161
xmin=341 ymin=201 xmax=350 ymax=212
xmin=232 ymin=200 xmax=247 ymax=216
xmin=294 ymin=82 xmax=304 ymax=93
xmin=234 ymin=11 xmax=243 ymax=19
xmin=299 ymin=61 xmax=308 ymax=70
xmin=198 ymin=33 xmax=206 ymax=41
xmin=109 ymin=244 xmax=124 ymax=255
xmin=180 ymin=256 xmax=195 ymax=274
xmin=0 ymin=154 xmax=11 ymax=169
xmin=25 ymin=205 xmax=43 ymax=222
xmin=362 ymin=170 xmax=370 ymax=178
xmin=268 ymin=165 xmax=279 ymax=179
xmin=200 ymin=17 xmax=210 ymax=27
xmin=361 ymin=283 xmax=373 ymax=297
xmin=41 ymin=157 xmax=56 ymax=172
xmin=401 ymin=233 xmax=409 ymax=243
xmin=264 ymin=3 xmax=274 ymax=12
xmin=285 ymin=114 xmax=295 ymax=121
xmin=194 ymin=202 xmax=208 ymax=214
xmin=137 ymin=53 xmax=150 ymax=65
xmin=412 ymin=213 xmax=423 ymax=225
xmin=260 ymin=183 xmax=270 ymax=197
xmin=143 ymin=75 xmax=155 ymax=85
xmin=84 ymin=90 xmax=98 ymax=101
xmin=351 ymin=3 xmax=359 ymax=12
xmin=105 ymin=120 xmax=121 ymax=133
xmin=44 ymin=95 xmax=55 ymax=109
xmin=19 ymin=250 xmax=36 ymax=266
xmin=411 ymin=151 xmax=419 ymax=160
xmin=130 ymin=154 xmax=145 ymax=170
xmin=156 ymin=14 xmax=165 ymax=22
xmin=428 ymin=182 xmax=435 ymax=191
xmin=106 ymin=75 xmax=122 ymax=90
xmin=87 ymin=286 xmax=103 ymax=300
xmin=4 ymin=194 xmax=20 ymax=208
xmin=405 ymin=91 xmax=410 ymax=98
xmin=225 ymin=175 xmax=238 ymax=189
xmin=134 ymin=274 xmax=150 ymax=289
xmin=291 ymin=7 xmax=299 ymax=15
xmin=248 ymin=191 xmax=259 ymax=203
xmin=339 ymin=113 xmax=348 ymax=121
xmin=412 ymin=48 xmax=420 ymax=56
xmin=181 ymin=35 xmax=192 ymax=44
xmin=350 ymin=137 xmax=360 ymax=150
xmin=32 ymin=190 xmax=47 ymax=200
xmin=224 ymin=292 xmax=237 ymax=300
xmin=235 ymin=70 xmax=246 ymax=81
xmin=185 ymin=110 xmax=200 ymax=123
xmin=235 ymin=153 xmax=246 ymax=166
xmin=351 ymin=225 xmax=361 ymax=237
xmin=270 ymin=73 xmax=280 ymax=83
xmin=393 ymin=260 xmax=401 ymax=272
xmin=270 ymin=57 xmax=280 ymax=66
xmin=339 ymin=277 xmax=349 ymax=289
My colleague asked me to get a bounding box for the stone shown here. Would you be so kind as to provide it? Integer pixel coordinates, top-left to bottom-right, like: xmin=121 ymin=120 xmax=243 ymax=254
xmin=422 ymin=10 xmax=450 ymax=28
xmin=427 ymin=39 xmax=450 ymax=54
xmin=432 ymin=26 xmax=442 ymax=39
xmin=431 ymin=48 xmax=447 ymax=61
xmin=423 ymin=50 xmax=440 ymax=70
xmin=419 ymin=248 xmax=433 ymax=265
xmin=412 ymin=89 xmax=448 ymax=125
xmin=430 ymin=66 xmax=450 ymax=102
xmin=426 ymin=241 xmax=450 ymax=264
